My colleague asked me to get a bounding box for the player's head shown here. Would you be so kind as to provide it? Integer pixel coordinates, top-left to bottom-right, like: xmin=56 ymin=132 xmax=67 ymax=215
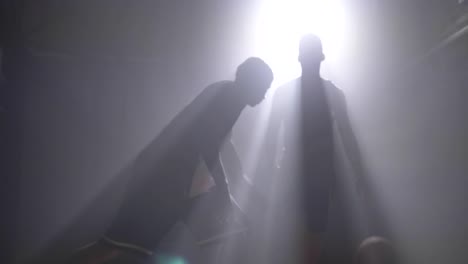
xmin=354 ymin=237 xmax=397 ymax=264
xmin=298 ymin=34 xmax=325 ymax=72
xmin=235 ymin=57 xmax=273 ymax=106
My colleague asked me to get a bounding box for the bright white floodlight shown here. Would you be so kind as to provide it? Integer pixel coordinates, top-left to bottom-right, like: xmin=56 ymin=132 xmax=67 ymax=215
xmin=253 ymin=0 xmax=349 ymax=86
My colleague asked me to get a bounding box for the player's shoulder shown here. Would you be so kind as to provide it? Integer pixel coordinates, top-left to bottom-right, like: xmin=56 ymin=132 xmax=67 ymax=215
xmin=323 ymin=79 xmax=342 ymax=92
xmin=277 ymin=78 xmax=300 ymax=91
xmin=206 ymin=80 xmax=234 ymax=90
xmin=197 ymin=80 xmax=234 ymax=101
xmin=273 ymin=78 xmax=300 ymax=99
xmin=274 ymin=77 xmax=343 ymax=96
xmin=322 ymin=79 xmax=345 ymax=99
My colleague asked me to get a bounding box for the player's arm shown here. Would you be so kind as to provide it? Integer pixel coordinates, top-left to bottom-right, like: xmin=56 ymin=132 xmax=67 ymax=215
xmin=221 ymin=136 xmax=267 ymax=201
xmin=256 ymin=89 xmax=284 ymax=176
xmin=203 ymin=142 xmax=231 ymax=206
xmin=220 ymin=136 xmax=246 ymax=198
xmin=334 ymin=90 xmax=368 ymax=195
xmin=333 ymin=88 xmax=388 ymax=232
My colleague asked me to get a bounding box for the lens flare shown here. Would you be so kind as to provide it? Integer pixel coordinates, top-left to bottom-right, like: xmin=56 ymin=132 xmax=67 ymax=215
xmin=253 ymin=0 xmax=350 ymax=86
xmin=156 ymin=254 xmax=186 ymax=264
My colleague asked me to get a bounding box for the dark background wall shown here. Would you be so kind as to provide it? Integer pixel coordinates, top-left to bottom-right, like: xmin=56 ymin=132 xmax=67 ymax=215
xmin=1 ymin=1 xmax=468 ymax=263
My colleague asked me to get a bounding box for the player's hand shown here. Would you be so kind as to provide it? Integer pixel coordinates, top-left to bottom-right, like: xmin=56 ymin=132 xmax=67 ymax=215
xmin=219 ymin=190 xmax=233 ymax=210
xmin=209 ymin=189 xmax=231 ymax=221
xmin=213 ymin=199 xmax=246 ymax=227
xmin=213 ymin=211 xmax=232 ymax=226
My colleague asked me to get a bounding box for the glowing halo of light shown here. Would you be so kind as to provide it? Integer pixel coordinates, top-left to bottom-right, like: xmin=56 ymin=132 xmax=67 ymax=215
xmin=253 ymin=0 xmax=350 ymax=87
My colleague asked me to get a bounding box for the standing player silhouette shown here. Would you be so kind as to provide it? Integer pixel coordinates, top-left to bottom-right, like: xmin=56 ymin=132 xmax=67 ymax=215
xmin=260 ymin=35 xmax=368 ymax=264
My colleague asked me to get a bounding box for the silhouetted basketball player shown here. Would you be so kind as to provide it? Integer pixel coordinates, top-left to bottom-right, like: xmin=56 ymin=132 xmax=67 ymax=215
xmin=69 ymin=57 xmax=273 ymax=264
xmin=260 ymin=35 xmax=367 ymax=264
